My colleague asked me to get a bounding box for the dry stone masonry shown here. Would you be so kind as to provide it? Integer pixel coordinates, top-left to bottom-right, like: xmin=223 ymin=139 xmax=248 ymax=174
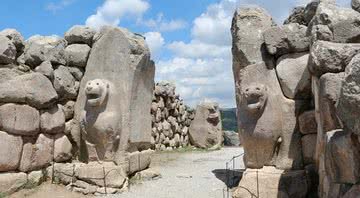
xmin=232 ymin=1 xmax=360 ymax=198
xmin=0 ymin=26 xmax=156 ymax=196
xmin=151 ymin=82 xmax=195 ymax=151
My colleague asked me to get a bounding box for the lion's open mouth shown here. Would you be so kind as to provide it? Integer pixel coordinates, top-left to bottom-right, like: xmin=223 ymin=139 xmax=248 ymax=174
xmin=246 ymin=94 xmax=263 ymax=110
xmin=86 ymin=91 xmax=102 ymax=106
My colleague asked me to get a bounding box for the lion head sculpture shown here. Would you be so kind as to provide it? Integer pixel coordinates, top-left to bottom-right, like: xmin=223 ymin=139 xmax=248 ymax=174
xmin=241 ymin=83 xmax=268 ymax=116
xmin=85 ymin=79 xmax=110 ymax=107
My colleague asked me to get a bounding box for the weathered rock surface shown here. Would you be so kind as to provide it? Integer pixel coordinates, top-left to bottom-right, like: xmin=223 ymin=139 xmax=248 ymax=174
xmin=353 ymin=0 xmax=360 ymax=13
xmin=74 ymin=26 xmax=155 ymax=163
xmin=28 ymin=170 xmax=45 ymax=186
xmin=233 ymin=167 xmax=308 ymax=198
xmin=0 ymin=29 xmax=25 ymax=52
xmin=61 ymin=100 xmax=75 ymax=121
xmin=23 ymin=35 xmax=67 ymax=67
xmin=223 ymin=131 xmax=240 ymax=146
xmin=34 ymin=61 xmax=54 ymax=80
xmin=264 ymin=23 xmax=310 ymax=57
xmin=64 ymin=44 xmax=90 ymax=67
xmin=299 ymin=110 xmax=317 ymax=135
xmin=0 ymin=131 xmax=23 ymax=172
xmin=342 ymin=185 xmax=360 ymax=198
xmin=19 ymin=134 xmax=54 ymax=172
xmin=64 ymin=25 xmax=96 ymax=46
xmin=276 ymin=53 xmax=311 ymax=99
xmin=231 ymin=7 xmax=275 ymax=71
xmin=337 ymin=54 xmax=360 ymax=135
xmin=309 ymin=41 xmax=360 ymax=77
xmin=0 ymin=172 xmax=27 ymax=195
xmin=0 ymin=36 xmax=17 ymax=64
xmin=40 ymin=104 xmax=65 ymax=134
xmin=0 ymin=72 xmax=58 ymax=109
xmin=284 ymin=6 xmax=307 ymax=25
xmin=325 ymin=130 xmax=360 ymax=184
xmin=54 ymin=135 xmax=72 ymax=162
xmin=53 ymin=65 xmax=79 ymax=100
xmin=67 ymin=66 xmax=84 ymax=81
xmin=302 ymin=134 xmax=317 ymax=165
xmin=0 ymin=67 xmax=24 ymax=83
xmin=0 ymin=103 xmax=40 ymax=136
xmin=128 ymin=150 xmax=153 ymax=175
xmin=189 ymin=101 xmax=223 ymax=149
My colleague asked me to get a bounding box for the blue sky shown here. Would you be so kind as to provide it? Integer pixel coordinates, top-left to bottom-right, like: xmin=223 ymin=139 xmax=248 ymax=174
xmin=0 ymin=0 xmax=350 ymax=107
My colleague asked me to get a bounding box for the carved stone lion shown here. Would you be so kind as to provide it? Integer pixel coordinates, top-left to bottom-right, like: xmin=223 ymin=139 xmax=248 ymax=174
xmin=80 ymin=79 xmax=121 ymax=161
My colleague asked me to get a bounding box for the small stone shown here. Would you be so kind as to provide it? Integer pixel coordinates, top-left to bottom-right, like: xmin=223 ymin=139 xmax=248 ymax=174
xmin=64 ymin=44 xmax=91 ymax=67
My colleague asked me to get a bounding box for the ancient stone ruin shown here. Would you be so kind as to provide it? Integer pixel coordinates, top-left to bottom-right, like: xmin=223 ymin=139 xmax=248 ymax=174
xmin=231 ymin=0 xmax=360 ymax=197
xmin=0 ymin=25 xmax=156 ymax=195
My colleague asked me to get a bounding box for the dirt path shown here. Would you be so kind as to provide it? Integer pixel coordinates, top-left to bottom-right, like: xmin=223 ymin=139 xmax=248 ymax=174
xmin=111 ymin=147 xmax=244 ymax=198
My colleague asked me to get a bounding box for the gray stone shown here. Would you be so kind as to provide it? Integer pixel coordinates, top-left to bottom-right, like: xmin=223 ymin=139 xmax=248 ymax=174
xmin=276 ymin=53 xmax=312 ymax=99
xmin=0 ymin=103 xmax=40 ymax=136
xmin=19 ymin=134 xmax=54 ymax=172
xmin=54 ymin=135 xmax=73 ymax=162
xmin=74 ymin=27 xmax=155 ymax=164
xmin=0 ymin=36 xmax=16 ymax=64
xmin=34 ymin=61 xmax=54 ymax=80
xmin=23 ymin=35 xmax=67 ymax=67
xmin=0 ymin=29 xmax=25 ymax=52
xmin=64 ymin=25 xmax=96 ymax=46
xmin=264 ymin=23 xmax=310 ymax=57
xmin=310 ymin=24 xmax=333 ymax=43
xmin=309 ymin=3 xmax=360 ymax=43
xmin=337 ymin=54 xmax=360 ymax=134
xmin=233 ymin=167 xmax=308 ymax=198
xmin=353 ymin=0 xmax=360 ymax=13
xmin=303 ymin=1 xmax=320 ymax=24
xmin=128 ymin=150 xmax=153 ymax=175
xmin=0 ymin=172 xmax=27 ymax=195
xmin=28 ymin=170 xmax=45 ymax=186
xmin=325 ymin=130 xmax=360 ymax=184
xmin=65 ymin=44 xmax=91 ymax=67
xmin=223 ymin=131 xmax=240 ymax=146
xmin=132 ymin=169 xmax=161 ymax=181
xmin=283 ymin=6 xmax=307 ymax=26
xmin=308 ymin=41 xmax=360 ymax=77
xmin=40 ymin=104 xmax=65 ymax=134
xmin=342 ymin=185 xmax=360 ymax=198
xmin=47 ymin=163 xmax=75 ymax=185
xmin=189 ymin=101 xmax=223 ymax=149
xmin=299 ymin=110 xmax=317 ymax=135
xmin=61 ymin=100 xmax=76 ymax=121
xmin=0 ymin=131 xmax=23 ymax=172
xmin=302 ymin=134 xmax=317 ymax=165
xmin=68 ymin=66 xmax=84 ymax=81
xmin=0 ymin=72 xmax=58 ymax=109
xmin=0 ymin=67 xmax=24 ymax=83
xmin=54 ymin=65 xmax=79 ymax=100
xmin=231 ymin=7 xmax=275 ymax=72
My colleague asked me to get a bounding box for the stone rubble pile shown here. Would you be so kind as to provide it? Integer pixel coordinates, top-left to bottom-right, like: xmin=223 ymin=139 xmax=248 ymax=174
xmin=151 ymin=82 xmax=195 ymax=150
xmin=231 ymin=0 xmax=360 ymax=197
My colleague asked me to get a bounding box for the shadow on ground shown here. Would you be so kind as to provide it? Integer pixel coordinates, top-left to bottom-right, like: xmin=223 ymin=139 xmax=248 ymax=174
xmin=212 ymin=169 xmax=245 ymax=188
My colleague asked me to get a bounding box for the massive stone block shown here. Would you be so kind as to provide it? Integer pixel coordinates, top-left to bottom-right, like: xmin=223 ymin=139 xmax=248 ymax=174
xmin=40 ymin=104 xmax=65 ymax=134
xmin=0 ymin=72 xmax=58 ymax=109
xmin=0 ymin=131 xmax=23 ymax=172
xmin=64 ymin=44 xmax=90 ymax=67
xmin=189 ymin=101 xmax=223 ymax=149
xmin=74 ymin=27 xmax=155 ymax=164
xmin=64 ymin=25 xmax=96 ymax=46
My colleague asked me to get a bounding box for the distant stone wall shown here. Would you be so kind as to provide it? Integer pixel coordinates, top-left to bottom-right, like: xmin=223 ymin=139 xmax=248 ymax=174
xmin=151 ymin=82 xmax=195 ymax=150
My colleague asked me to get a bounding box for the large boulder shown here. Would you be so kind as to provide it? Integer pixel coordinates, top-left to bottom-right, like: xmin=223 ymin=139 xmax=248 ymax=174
xmin=0 ymin=72 xmax=58 ymax=109
xmin=19 ymin=134 xmax=54 ymax=172
xmin=34 ymin=61 xmax=54 ymax=80
xmin=299 ymin=110 xmax=317 ymax=135
xmin=23 ymin=35 xmax=67 ymax=67
xmin=0 ymin=172 xmax=27 ymax=195
xmin=231 ymin=7 xmax=275 ymax=72
xmin=325 ymin=130 xmax=360 ymax=184
xmin=189 ymin=101 xmax=223 ymax=149
xmin=233 ymin=166 xmax=308 ymax=198
xmin=0 ymin=67 xmax=24 ymax=83
xmin=0 ymin=103 xmax=40 ymax=136
xmin=73 ymin=26 xmax=155 ymax=164
xmin=40 ymin=104 xmax=65 ymax=134
xmin=223 ymin=131 xmax=240 ymax=146
xmin=64 ymin=25 xmax=96 ymax=46
xmin=53 ymin=65 xmax=79 ymax=100
xmin=308 ymin=41 xmax=360 ymax=77
xmin=0 ymin=36 xmax=16 ymax=64
xmin=64 ymin=44 xmax=90 ymax=67
xmin=54 ymin=135 xmax=73 ymax=162
xmin=337 ymin=54 xmax=360 ymax=135
xmin=309 ymin=3 xmax=360 ymax=43
xmin=0 ymin=131 xmax=23 ymax=172
xmin=0 ymin=29 xmax=25 ymax=52
xmin=276 ymin=53 xmax=312 ymax=99
xmin=264 ymin=23 xmax=310 ymax=57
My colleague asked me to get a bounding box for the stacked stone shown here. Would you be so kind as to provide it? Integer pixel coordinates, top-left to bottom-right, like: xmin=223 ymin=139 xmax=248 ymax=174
xmin=151 ymin=82 xmax=195 ymax=150
xmin=0 ymin=26 xmax=95 ymax=195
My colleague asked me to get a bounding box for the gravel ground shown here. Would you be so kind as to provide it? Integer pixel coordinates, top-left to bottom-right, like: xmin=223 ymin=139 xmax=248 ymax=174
xmin=112 ymin=147 xmax=244 ymax=198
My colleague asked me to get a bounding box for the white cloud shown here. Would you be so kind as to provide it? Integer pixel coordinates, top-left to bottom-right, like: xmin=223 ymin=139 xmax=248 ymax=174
xmin=45 ymin=0 xmax=75 ymax=13
xmin=85 ymin=0 xmax=150 ymax=29
xmin=143 ymin=13 xmax=187 ymax=32
xmin=144 ymin=32 xmax=165 ymax=59
xmin=167 ymin=41 xmax=230 ymax=59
